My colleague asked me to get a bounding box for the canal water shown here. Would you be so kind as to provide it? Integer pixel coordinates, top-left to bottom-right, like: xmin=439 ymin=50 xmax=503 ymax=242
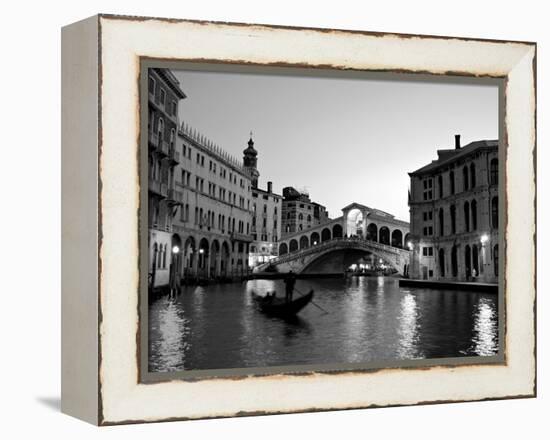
xmin=148 ymin=276 xmax=499 ymax=373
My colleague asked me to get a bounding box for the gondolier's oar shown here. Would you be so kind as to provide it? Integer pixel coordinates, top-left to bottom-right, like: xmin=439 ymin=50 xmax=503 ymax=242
xmin=295 ymin=287 xmax=329 ymax=314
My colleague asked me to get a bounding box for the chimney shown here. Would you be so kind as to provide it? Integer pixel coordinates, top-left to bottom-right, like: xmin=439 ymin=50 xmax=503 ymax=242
xmin=455 ymin=134 xmax=461 ymax=149
xmin=267 ymin=181 xmax=273 ymax=193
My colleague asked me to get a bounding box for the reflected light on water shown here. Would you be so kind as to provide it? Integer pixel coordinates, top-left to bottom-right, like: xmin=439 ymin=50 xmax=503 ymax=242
xmin=148 ymin=277 xmax=499 ymax=372
xmin=149 ymin=298 xmax=190 ymax=371
xmin=397 ymin=292 xmax=421 ymax=359
xmin=471 ymin=297 xmax=498 ymax=356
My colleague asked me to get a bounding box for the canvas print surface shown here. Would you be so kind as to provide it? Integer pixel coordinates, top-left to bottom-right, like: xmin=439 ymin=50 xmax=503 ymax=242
xmin=145 ymin=66 xmax=501 ymax=375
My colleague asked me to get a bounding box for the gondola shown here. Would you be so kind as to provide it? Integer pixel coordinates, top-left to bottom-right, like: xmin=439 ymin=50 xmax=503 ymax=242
xmin=252 ymin=290 xmax=314 ymax=317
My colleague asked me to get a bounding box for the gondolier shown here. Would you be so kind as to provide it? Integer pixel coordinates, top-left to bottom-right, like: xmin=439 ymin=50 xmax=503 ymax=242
xmin=284 ymin=270 xmax=297 ymax=303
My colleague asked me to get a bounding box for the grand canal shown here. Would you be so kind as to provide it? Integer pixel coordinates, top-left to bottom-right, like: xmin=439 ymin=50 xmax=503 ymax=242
xmin=148 ymin=277 xmax=499 ymax=372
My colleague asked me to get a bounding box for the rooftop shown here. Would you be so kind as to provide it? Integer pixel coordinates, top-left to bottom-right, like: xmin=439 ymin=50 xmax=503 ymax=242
xmin=409 ymin=139 xmax=498 ymax=176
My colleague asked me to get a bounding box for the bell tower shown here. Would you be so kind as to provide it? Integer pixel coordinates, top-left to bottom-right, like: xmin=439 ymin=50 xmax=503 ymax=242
xmin=243 ymin=133 xmax=260 ymax=188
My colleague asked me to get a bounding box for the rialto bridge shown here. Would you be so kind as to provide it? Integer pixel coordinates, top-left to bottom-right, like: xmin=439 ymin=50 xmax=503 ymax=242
xmin=255 ymin=203 xmax=411 ymax=276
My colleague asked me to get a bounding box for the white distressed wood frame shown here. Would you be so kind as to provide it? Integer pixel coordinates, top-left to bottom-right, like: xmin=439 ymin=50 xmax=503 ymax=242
xmin=61 ymin=14 xmax=536 ymax=425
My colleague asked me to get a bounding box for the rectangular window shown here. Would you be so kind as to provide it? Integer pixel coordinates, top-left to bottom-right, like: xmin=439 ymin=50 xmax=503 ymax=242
xmin=160 ymin=88 xmax=166 ymax=106
xmin=148 ymin=76 xmax=156 ymax=95
xmin=171 ymin=101 xmax=177 ymax=116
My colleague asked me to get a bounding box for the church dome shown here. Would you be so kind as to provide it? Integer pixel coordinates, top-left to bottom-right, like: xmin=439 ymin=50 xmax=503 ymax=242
xmin=243 ymin=137 xmax=257 ymax=156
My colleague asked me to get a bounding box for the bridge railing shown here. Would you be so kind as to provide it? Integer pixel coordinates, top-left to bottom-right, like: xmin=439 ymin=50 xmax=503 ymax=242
xmin=262 ymin=236 xmax=409 ymax=268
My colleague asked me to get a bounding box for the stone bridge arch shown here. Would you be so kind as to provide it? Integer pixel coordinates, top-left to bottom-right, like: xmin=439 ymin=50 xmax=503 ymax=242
xmin=257 ymin=237 xmax=411 ymax=276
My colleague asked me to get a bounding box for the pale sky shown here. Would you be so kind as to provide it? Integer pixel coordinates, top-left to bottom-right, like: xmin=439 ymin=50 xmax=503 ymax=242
xmin=174 ymin=69 xmax=498 ymax=221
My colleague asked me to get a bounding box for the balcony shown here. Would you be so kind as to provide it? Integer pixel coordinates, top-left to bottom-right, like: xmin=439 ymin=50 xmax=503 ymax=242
xmin=158 ymin=140 xmax=170 ymax=156
xmin=149 ymin=177 xmax=168 ymax=198
xmin=168 ymin=148 xmax=180 ymax=164
xmin=149 ymin=131 xmax=159 ymax=148
xmin=167 ymin=188 xmax=184 ymax=205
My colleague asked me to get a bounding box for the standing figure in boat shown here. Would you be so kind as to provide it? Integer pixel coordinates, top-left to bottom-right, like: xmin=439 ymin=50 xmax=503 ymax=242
xmin=284 ymin=271 xmax=297 ymax=303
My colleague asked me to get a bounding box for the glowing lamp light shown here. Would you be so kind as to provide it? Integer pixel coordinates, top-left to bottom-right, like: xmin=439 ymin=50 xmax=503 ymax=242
xmin=480 ymin=234 xmax=489 ymax=244
xmin=313 ymin=241 xmax=318 ymax=245
xmin=199 ymin=248 xmax=205 ymax=254
xmin=407 ymin=241 xmax=413 ymax=250
xmin=172 ymin=245 xmax=180 ymax=254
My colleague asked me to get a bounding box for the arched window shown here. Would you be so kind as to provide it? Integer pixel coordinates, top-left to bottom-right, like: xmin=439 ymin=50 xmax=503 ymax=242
xmin=472 ymin=245 xmax=479 ymax=275
xmin=451 ymin=245 xmax=458 ymax=277
xmin=491 ymin=196 xmax=498 ymax=228
xmin=439 ymin=248 xmax=445 ymax=277
xmin=450 ymin=204 xmax=456 ymax=234
xmin=299 ymin=236 xmax=309 ymax=249
xmin=279 ymin=243 xmax=288 ymax=255
xmin=449 ymin=170 xmax=455 ymax=195
xmin=470 ymin=163 xmax=476 ymax=188
xmin=289 ymin=239 xmax=298 ymax=252
xmin=367 ymin=223 xmax=378 ymax=241
xmin=307 ymin=214 xmax=312 ymax=222
xmin=493 ymin=244 xmax=499 ymax=276
xmin=298 ymin=213 xmax=303 ymax=221
xmin=152 ymin=242 xmax=158 ymax=270
xmin=465 ymin=245 xmax=472 ymax=278
xmin=464 ymin=201 xmax=470 ymax=232
xmin=490 ymin=158 xmax=498 ymax=185
xmin=438 ymin=175 xmax=443 ymax=198
xmin=439 ymin=208 xmax=444 ymax=236
xmin=463 ymin=166 xmax=469 ymax=191
xmin=157 ymin=117 xmax=164 ymax=140
xmin=170 ymin=128 xmax=175 ymax=149
xmin=321 ymin=228 xmax=331 ymax=242
xmin=311 ymin=232 xmax=320 ymax=245
xmin=471 ymin=199 xmax=477 ymax=230
xmin=379 ymin=227 xmax=390 ymax=245
xmin=391 ymin=230 xmax=403 ymax=248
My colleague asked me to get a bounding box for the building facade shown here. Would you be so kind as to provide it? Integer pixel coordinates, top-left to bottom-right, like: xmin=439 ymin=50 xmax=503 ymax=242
xmin=281 ymin=187 xmax=330 ymax=237
xmin=147 ymin=68 xmax=186 ymax=289
xmin=170 ymin=126 xmax=255 ymax=284
xmin=249 ymin=182 xmax=283 ymax=267
xmin=408 ymin=135 xmax=499 ymax=283
xmin=241 ymin=136 xmax=284 ymax=267
xmin=148 ymin=68 xmax=255 ymax=290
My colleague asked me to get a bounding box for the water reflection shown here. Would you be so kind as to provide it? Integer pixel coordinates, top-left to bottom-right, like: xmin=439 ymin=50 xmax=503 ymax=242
xmin=397 ymin=292 xmax=421 ymax=359
xmin=470 ymin=297 xmax=499 ymax=356
xmin=148 ymin=277 xmax=499 ymax=372
xmin=148 ymin=297 xmax=190 ymax=371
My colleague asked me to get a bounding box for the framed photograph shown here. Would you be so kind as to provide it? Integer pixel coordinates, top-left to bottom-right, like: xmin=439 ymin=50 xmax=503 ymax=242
xmin=61 ymin=14 xmax=536 ymax=425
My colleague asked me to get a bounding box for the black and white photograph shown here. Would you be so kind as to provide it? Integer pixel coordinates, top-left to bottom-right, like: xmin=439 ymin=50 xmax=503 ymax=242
xmin=145 ymin=66 xmax=501 ymax=375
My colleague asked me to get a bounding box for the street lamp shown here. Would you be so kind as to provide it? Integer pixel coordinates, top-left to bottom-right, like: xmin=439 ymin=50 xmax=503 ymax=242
xmin=407 ymin=241 xmax=413 ymax=250
xmin=313 ymin=241 xmax=318 ymax=245
xmin=172 ymin=245 xmax=180 ymax=254
xmin=480 ymin=234 xmax=489 ymax=244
